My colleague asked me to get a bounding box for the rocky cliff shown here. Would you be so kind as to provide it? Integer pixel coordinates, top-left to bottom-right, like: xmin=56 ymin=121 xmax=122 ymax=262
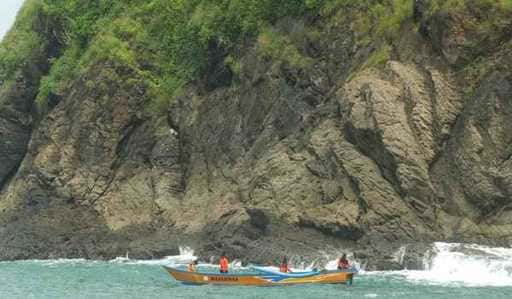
xmin=1 ymin=0 xmax=511 ymax=269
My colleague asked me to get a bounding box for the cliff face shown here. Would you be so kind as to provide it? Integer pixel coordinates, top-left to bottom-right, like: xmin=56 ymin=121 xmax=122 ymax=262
xmin=1 ymin=0 xmax=511 ymax=269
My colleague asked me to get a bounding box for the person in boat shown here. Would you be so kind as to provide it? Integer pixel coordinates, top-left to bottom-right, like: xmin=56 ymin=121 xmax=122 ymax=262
xmin=187 ymin=260 xmax=198 ymax=272
xmin=337 ymin=253 xmax=350 ymax=270
xmin=219 ymin=253 xmax=229 ymax=273
xmin=279 ymin=256 xmax=290 ymax=273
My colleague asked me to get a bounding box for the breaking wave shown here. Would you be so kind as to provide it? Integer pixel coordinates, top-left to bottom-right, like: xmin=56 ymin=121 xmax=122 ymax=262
xmin=0 ymin=246 xmax=197 ymax=267
xmin=390 ymin=242 xmax=512 ymax=287
xmin=109 ymin=246 xmax=197 ymax=265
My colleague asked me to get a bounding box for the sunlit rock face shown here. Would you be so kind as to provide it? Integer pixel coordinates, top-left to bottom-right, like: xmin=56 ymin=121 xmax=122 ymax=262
xmin=0 ymin=1 xmax=511 ymax=269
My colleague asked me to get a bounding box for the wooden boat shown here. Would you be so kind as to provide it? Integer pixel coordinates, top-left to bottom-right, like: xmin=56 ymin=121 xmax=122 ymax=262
xmin=163 ymin=266 xmax=355 ymax=286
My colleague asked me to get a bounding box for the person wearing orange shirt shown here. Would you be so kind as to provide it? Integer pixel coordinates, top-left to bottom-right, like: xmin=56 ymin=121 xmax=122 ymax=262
xmin=219 ymin=253 xmax=229 ymax=273
xmin=279 ymin=256 xmax=290 ymax=273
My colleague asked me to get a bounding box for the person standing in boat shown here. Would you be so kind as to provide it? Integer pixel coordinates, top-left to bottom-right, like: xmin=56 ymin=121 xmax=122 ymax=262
xmin=219 ymin=253 xmax=229 ymax=273
xmin=337 ymin=254 xmax=350 ymax=270
xmin=187 ymin=260 xmax=198 ymax=272
xmin=279 ymin=256 xmax=290 ymax=273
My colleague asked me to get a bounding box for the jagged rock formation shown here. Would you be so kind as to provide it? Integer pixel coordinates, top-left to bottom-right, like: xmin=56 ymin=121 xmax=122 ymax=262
xmin=0 ymin=1 xmax=511 ymax=269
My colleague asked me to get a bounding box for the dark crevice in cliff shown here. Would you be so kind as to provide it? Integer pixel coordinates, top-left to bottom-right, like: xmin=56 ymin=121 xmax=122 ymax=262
xmin=343 ymin=122 xmax=402 ymax=198
xmin=113 ymin=119 xmax=145 ymax=168
xmin=335 ymin=153 xmax=369 ymax=219
xmin=0 ymin=155 xmax=23 ymax=192
xmin=88 ymin=175 xmax=116 ymax=207
xmin=297 ymin=216 xmax=364 ymax=241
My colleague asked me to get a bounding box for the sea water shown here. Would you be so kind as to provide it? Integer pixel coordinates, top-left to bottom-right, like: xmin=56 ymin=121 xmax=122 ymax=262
xmin=1 ymin=243 xmax=512 ymax=299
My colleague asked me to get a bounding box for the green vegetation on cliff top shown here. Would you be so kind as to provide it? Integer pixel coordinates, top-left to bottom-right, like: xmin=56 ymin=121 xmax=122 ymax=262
xmin=1 ymin=0 xmax=511 ymax=112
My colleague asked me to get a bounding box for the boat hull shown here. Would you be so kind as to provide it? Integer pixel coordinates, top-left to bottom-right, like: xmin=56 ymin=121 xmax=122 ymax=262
xmin=164 ymin=266 xmax=354 ymax=286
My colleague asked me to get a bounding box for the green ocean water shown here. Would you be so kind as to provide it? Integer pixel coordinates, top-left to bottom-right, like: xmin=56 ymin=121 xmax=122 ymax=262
xmin=1 ymin=259 xmax=511 ymax=299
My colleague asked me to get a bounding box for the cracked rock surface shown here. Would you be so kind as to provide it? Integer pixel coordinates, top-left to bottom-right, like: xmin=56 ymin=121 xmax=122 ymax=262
xmin=1 ymin=3 xmax=512 ymax=270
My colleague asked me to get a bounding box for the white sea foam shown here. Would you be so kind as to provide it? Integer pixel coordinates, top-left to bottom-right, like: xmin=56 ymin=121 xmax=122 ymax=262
xmin=0 ymin=258 xmax=93 ymax=266
xmin=0 ymin=246 xmax=198 ymax=266
xmin=371 ymin=242 xmax=512 ymax=287
xmin=318 ymin=242 xmax=512 ymax=287
xmin=110 ymin=246 xmax=197 ymax=265
xmin=393 ymin=245 xmax=407 ymax=265
xmin=401 ymin=242 xmax=512 ymax=287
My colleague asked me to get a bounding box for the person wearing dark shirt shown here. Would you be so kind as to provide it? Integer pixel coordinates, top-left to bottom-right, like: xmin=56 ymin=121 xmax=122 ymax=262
xmin=187 ymin=260 xmax=198 ymax=272
xmin=337 ymin=253 xmax=350 ymax=270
